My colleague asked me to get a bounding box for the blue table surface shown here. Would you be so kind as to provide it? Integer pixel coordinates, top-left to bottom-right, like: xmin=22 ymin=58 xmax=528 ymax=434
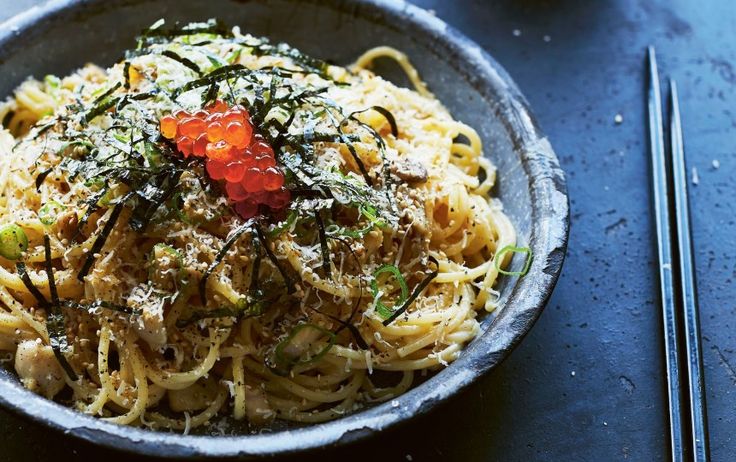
xmin=1 ymin=1 xmax=734 ymax=461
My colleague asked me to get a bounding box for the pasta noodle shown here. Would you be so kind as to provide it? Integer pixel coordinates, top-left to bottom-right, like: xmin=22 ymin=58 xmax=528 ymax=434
xmin=0 ymin=19 xmax=520 ymax=431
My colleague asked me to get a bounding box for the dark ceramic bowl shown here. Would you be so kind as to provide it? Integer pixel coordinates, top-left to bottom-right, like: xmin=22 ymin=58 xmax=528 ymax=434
xmin=0 ymin=0 xmax=568 ymax=458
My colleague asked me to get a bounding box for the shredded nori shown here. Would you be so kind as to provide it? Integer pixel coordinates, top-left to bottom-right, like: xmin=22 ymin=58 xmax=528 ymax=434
xmin=314 ymin=211 xmax=332 ymax=279
xmin=77 ymin=197 xmax=127 ymax=281
xmin=34 ymin=168 xmax=53 ymax=191
xmin=198 ymin=219 xmax=255 ymax=304
xmin=64 ymin=299 xmax=139 ymax=316
xmin=123 ymin=61 xmax=132 ymax=90
xmin=160 ymin=50 xmax=203 ymax=76
xmin=255 ymin=224 xmax=295 ymax=294
xmin=42 ymin=236 xmax=78 ymax=380
xmin=1 ymin=110 xmax=14 ymax=129
xmin=15 ymin=262 xmax=49 ymax=308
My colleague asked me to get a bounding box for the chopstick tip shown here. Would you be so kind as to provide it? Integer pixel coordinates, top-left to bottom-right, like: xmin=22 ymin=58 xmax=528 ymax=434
xmin=669 ymin=78 xmax=678 ymax=93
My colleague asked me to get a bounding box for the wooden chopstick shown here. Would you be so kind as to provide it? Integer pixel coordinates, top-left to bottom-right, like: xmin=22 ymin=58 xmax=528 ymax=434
xmin=647 ymin=46 xmax=710 ymax=462
xmin=669 ymin=80 xmax=710 ymax=461
xmin=647 ymin=46 xmax=687 ymax=462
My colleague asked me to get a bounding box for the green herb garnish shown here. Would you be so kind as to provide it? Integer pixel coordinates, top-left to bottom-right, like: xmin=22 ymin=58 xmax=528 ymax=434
xmin=494 ymin=245 xmax=533 ymax=276
xmin=0 ymin=224 xmax=28 ymax=260
xmin=370 ymin=265 xmax=409 ymax=320
xmin=382 ymin=257 xmax=439 ymax=326
xmin=38 ymin=200 xmax=67 ymax=226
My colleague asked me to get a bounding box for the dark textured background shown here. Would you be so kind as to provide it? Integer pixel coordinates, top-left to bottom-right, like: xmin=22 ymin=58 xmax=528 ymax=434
xmin=1 ymin=0 xmax=734 ymax=460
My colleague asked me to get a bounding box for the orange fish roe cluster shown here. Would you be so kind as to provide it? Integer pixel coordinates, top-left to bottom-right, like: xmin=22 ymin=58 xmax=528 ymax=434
xmin=160 ymin=100 xmax=290 ymax=219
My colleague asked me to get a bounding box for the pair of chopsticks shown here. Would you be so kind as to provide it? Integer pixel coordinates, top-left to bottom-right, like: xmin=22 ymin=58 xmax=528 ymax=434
xmin=647 ymin=47 xmax=710 ymax=462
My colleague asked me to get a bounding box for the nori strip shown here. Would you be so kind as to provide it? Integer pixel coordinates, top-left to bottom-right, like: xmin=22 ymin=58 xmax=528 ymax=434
xmin=198 ymin=219 xmax=255 ymax=304
xmin=160 ymin=50 xmax=203 ymax=76
xmin=77 ymin=198 xmax=127 ymax=281
xmin=42 ymin=236 xmax=78 ymax=380
xmin=34 ymin=168 xmax=53 ymax=191
xmin=2 ymin=110 xmax=14 ymax=129
xmin=123 ymin=62 xmax=132 ymax=90
xmin=314 ymin=211 xmax=332 ymax=279
xmin=15 ymin=262 xmax=49 ymax=308
xmin=255 ymin=224 xmax=295 ymax=294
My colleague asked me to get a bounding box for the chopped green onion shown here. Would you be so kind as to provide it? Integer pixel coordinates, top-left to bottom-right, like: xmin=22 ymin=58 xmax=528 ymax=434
xmin=149 ymin=243 xmax=184 ymax=282
xmin=84 ymin=177 xmax=105 ymax=191
xmin=44 ymin=75 xmax=61 ymax=90
xmin=326 ymin=204 xmax=386 ymax=239
xmin=225 ymin=47 xmax=242 ymax=64
xmin=382 ymin=257 xmax=439 ymax=326
xmin=268 ymin=210 xmax=297 ymax=237
xmin=143 ymin=140 xmax=162 ymax=167
xmin=272 ymin=323 xmax=336 ymax=375
xmin=112 ymin=131 xmax=130 ymax=144
xmin=151 ymin=243 xmax=182 ymax=265
xmin=0 ymin=224 xmax=28 ymax=260
xmin=204 ymin=53 xmax=228 ymax=71
xmin=38 ymin=200 xmax=67 ymax=226
xmin=494 ymin=245 xmax=533 ymax=276
xmin=370 ymin=264 xmax=409 ymax=319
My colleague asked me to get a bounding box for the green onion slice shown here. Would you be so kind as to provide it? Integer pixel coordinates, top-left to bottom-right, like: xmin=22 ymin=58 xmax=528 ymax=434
xmin=370 ymin=264 xmax=409 ymax=319
xmin=268 ymin=210 xmax=297 ymax=238
xmin=0 ymin=224 xmax=28 ymax=260
xmin=38 ymin=200 xmax=67 ymax=226
xmin=149 ymin=243 xmax=183 ymax=279
xmin=494 ymin=245 xmax=533 ymax=276
xmin=326 ymin=204 xmax=386 ymax=239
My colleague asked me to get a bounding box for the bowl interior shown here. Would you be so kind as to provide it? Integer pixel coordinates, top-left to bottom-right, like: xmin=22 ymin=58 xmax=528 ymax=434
xmin=0 ymin=0 xmax=568 ymax=457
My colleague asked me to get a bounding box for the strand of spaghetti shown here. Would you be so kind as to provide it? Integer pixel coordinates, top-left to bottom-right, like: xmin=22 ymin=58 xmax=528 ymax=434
xmin=364 ymin=370 xmax=414 ymax=401
xmin=267 ymin=394 xmax=320 ymax=413
xmin=0 ymin=286 xmax=48 ymax=341
xmin=145 ymin=328 xmax=229 ymax=390
xmin=290 ymin=367 xmax=353 ymax=388
xmin=232 ymin=356 xmax=246 ymax=420
xmin=432 ymin=257 xmax=492 ymax=283
xmin=0 ymin=264 xmax=82 ymax=299
xmin=352 ymin=46 xmax=432 ymax=98
xmin=97 ymin=327 xmax=146 ymax=410
xmin=453 ymin=121 xmax=482 ymax=153
xmin=145 ymin=387 xmax=227 ymax=431
xmin=475 ymin=157 xmax=498 ymax=195
xmin=475 ymin=209 xmax=517 ymax=312
xmin=396 ymin=286 xmax=472 ymax=358
xmin=0 ymin=130 xmax=14 ymax=197
xmin=325 ymin=343 xmax=463 ymax=371
xmin=84 ymin=323 xmax=111 ymax=415
xmin=277 ymin=397 xmax=357 ymax=424
xmin=281 ymin=240 xmax=363 ymax=298
xmin=271 ymin=369 xmax=364 ymax=404
xmin=103 ymin=339 xmax=149 ymax=425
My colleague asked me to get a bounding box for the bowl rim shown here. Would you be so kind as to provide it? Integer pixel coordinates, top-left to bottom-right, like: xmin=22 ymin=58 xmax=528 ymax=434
xmin=0 ymin=0 xmax=570 ymax=458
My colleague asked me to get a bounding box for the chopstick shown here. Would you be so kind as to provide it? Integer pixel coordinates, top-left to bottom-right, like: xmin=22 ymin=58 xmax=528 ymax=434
xmin=647 ymin=46 xmax=687 ymax=462
xmin=669 ymin=80 xmax=710 ymax=461
xmin=647 ymin=46 xmax=710 ymax=462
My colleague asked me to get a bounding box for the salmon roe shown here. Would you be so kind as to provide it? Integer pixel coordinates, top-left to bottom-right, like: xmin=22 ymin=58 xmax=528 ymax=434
xmin=160 ymin=100 xmax=289 ymax=219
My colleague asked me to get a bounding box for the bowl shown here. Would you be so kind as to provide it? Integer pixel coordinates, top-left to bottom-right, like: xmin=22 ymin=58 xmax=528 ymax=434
xmin=0 ymin=0 xmax=569 ymax=458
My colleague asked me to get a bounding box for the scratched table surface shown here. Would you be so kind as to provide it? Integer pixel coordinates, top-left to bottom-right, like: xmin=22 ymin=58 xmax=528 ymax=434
xmin=1 ymin=0 xmax=734 ymax=461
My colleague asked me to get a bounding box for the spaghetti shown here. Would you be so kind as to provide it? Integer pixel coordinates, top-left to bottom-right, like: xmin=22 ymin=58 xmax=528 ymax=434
xmin=0 ymin=19 xmax=523 ymax=431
